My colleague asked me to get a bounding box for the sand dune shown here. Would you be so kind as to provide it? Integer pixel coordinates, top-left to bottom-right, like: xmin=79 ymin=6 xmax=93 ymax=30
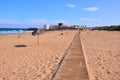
xmin=81 ymin=31 xmax=120 ymax=80
xmin=0 ymin=30 xmax=76 ymax=80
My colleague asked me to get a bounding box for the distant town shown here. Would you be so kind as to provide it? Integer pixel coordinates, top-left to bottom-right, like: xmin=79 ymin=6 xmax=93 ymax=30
xmin=27 ymin=23 xmax=120 ymax=32
xmin=43 ymin=23 xmax=87 ymax=31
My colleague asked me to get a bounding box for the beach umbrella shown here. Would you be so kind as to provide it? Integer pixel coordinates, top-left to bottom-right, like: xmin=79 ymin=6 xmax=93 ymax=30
xmin=32 ymin=28 xmax=43 ymax=46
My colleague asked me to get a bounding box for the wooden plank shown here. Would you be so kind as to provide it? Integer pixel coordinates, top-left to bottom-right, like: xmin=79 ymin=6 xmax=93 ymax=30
xmin=53 ymin=33 xmax=89 ymax=80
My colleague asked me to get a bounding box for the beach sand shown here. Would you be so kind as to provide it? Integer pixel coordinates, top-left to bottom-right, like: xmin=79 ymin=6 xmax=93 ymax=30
xmin=81 ymin=30 xmax=120 ymax=80
xmin=0 ymin=30 xmax=76 ymax=80
xmin=0 ymin=30 xmax=120 ymax=80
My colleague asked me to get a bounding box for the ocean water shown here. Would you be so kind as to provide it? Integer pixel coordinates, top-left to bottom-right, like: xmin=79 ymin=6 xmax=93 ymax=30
xmin=0 ymin=28 xmax=28 ymax=34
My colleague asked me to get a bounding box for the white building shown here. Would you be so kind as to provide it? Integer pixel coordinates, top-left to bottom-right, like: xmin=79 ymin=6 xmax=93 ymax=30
xmin=44 ymin=25 xmax=50 ymax=30
xmin=44 ymin=25 xmax=59 ymax=30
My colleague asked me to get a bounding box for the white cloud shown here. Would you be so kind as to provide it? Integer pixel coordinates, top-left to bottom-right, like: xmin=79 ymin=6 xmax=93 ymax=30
xmin=27 ymin=19 xmax=49 ymax=24
xmin=27 ymin=19 xmax=68 ymax=25
xmin=0 ymin=19 xmax=19 ymax=24
xmin=52 ymin=20 xmax=68 ymax=24
xmin=80 ymin=18 xmax=101 ymax=21
xmin=0 ymin=19 xmax=69 ymax=25
xmin=66 ymin=4 xmax=75 ymax=8
xmin=84 ymin=7 xmax=99 ymax=12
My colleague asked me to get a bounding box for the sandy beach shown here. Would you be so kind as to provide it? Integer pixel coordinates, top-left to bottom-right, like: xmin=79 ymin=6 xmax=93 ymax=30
xmin=0 ymin=30 xmax=76 ymax=80
xmin=81 ymin=30 xmax=120 ymax=80
xmin=0 ymin=30 xmax=120 ymax=80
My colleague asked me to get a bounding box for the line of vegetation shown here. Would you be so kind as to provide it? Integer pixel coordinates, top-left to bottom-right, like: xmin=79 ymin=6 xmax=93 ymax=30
xmin=92 ymin=25 xmax=120 ymax=31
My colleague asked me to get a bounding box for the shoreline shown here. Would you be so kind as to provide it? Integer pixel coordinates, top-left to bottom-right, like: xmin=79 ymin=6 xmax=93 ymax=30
xmin=0 ymin=31 xmax=32 ymax=35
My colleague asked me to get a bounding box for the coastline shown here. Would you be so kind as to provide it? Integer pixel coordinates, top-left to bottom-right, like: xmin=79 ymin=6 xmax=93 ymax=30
xmin=0 ymin=28 xmax=29 ymax=35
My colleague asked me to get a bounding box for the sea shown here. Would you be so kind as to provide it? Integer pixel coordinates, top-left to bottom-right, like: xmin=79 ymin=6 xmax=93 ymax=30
xmin=0 ymin=28 xmax=29 ymax=34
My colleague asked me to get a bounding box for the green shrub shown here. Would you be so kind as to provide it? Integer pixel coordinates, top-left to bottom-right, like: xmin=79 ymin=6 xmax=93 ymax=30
xmin=92 ymin=25 xmax=120 ymax=31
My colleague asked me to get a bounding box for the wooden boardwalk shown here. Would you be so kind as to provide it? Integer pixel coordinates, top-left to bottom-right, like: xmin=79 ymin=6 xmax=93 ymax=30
xmin=53 ymin=33 xmax=89 ymax=80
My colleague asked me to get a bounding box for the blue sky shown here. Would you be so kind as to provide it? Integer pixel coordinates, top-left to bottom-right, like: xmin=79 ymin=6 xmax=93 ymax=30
xmin=0 ymin=0 xmax=120 ymax=28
